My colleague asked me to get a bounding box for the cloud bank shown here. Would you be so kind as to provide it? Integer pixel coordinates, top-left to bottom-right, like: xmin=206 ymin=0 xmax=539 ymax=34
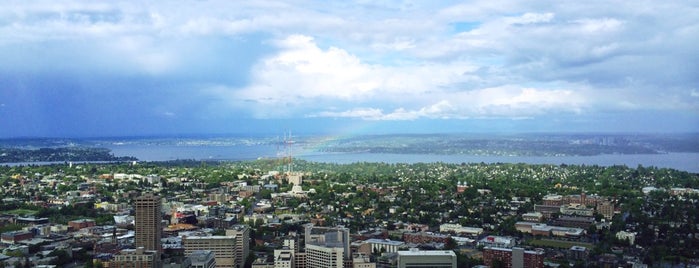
xmin=0 ymin=0 xmax=698 ymax=136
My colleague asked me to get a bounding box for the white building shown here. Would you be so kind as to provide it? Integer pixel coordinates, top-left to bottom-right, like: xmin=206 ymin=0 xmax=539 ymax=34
xmin=363 ymin=238 xmax=404 ymax=254
xmin=274 ymin=248 xmax=294 ymax=268
xmin=616 ymin=231 xmax=636 ymax=245
xmin=306 ymin=244 xmax=344 ymax=268
xmin=439 ymin=223 xmax=484 ymax=236
xmin=477 ymin=236 xmax=516 ymax=248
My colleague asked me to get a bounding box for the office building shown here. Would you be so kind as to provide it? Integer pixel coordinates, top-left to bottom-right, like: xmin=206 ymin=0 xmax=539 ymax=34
xmin=135 ymin=193 xmax=162 ymax=252
xmin=275 ymin=248 xmax=294 ymax=268
xmin=184 ymin=235 xmax=237 ymax=268
xmin=304 ymin=224 xmax=351 ymax=260
xmin=305 ymin=243 xmax=344 ymax=268
xmin=226 ymin=225 xmax=251 ymax=268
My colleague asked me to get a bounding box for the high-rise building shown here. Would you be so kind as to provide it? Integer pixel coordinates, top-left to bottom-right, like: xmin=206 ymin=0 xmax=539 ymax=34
xmin=135 ymin=193 xmax=162 ymax=252
xmin=396 ymin=249 xmax=456 ymax=268
xmin=226 ymin=224 xmax=251 ymax=268
xmin=305 ymin=244 xmax=344 ymax=268
xmin=303 ymin=224 xmax=351 ymax=268
xmin=184 ymin=235 xmax=237 ymax=268
xmin=304 ymin=224 xmax=351 ymax=260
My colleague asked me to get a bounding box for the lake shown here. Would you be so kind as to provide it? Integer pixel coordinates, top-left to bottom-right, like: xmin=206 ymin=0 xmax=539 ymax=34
xmin=105 ymin=144 xmax=699 ymax=173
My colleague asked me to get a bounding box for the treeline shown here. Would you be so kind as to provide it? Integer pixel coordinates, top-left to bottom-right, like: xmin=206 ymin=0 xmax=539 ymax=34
xmin=317 ymin=136 xmax=659 ymax=156
xmin=0 ymin=147 xmax=137 ymax=163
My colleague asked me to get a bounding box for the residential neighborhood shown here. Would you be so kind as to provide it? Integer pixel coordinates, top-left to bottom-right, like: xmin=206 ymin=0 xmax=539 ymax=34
xmin=0 ymin=160 xmax=698 ymax=267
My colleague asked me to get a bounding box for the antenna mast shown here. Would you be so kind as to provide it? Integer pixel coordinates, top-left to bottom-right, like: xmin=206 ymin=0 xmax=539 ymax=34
xmin=284 ymin=130 xmax=294 ymax=174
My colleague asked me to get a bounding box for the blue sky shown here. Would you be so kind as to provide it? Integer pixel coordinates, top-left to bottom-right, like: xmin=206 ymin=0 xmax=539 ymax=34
xmin=0 ymin=0 xmax=698 ymax=138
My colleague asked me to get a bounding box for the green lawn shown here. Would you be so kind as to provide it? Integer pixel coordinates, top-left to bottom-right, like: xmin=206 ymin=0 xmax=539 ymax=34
xmin=6 ymin=209 xmax=38 ymax=216
xmin=527 ymin=239 xmax=594 ymax=249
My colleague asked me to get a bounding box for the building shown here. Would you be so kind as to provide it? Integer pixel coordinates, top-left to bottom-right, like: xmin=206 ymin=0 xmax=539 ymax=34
xmin=189 ymin=250 xmax=216 ymax=268
xmin=226 ymin=225 xmax=251 ymax=268
xmin=359 ymin=239 xmax=405 ymax=255
xmin=183 ymin=236 xmax=237 ymax=268
xmin=515 ymin=222 xmax=585 ymax=238
xmin=111 ymin=247 xmax=160 ymax=268
xmin=456 ymin=182 xmax=469 ymax=193
xmin=521 ymin=212 xmax=543 ymax=222
xmin=1 ymin=231 xmax=33 ymax=244
xmin=15 ymin=216 xmax=49 ymax=225
xmin=439 ymin=224 xmax=484 ymax=236
xmin=287 ymin=173 xmax=303 ymax=186
xmin=68 ymin=219 xmax=96 ymax=230
xmin=483 ymin=247 xmax=544 ymax=268
xmin=396 ymin=249 xmax=456 ymax=268
xmin=616 ymin=231 xmax=636 ymax=245
xmin=305 ymin=244 xmax=344 ymax=268
xmin=402 ymin=232 xmax=450 ymax=244
xmin=353 ymin=253 xmax=375 ymax=268
xmin=597 ymin=201 xmax=615 ymax=220
xmin=477 ymin=236 xmax=516 ymax=249
xmin=560 ymin=204 xmax=594 ymax=217
xmin=542 ymin=194 xmax=564 ymax=206
xmin=533 ymin=205 xmax=561 ymax=219
xmin=568 ymin=246 xmax=588 ymax=260
xmin=304 ymin=224 xmax=351 ymax=260
xmin=295 ymin=252 xmax=307 ymax=268
xmin=274 ymin=248 xmax=294 ymax=268
xmin=135 ymin=193 xmax=162 ymax=252
xmin=552 ymin=216 xmax=595 ymax=228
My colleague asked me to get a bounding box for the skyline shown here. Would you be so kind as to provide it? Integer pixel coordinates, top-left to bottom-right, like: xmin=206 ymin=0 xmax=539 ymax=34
xmin=1 ymin=1 xmax=698 ymax=138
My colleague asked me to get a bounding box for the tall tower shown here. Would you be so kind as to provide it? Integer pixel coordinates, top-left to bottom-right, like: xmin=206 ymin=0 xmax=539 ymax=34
xmin=284 ymin=131 xmax=294 ymax=174
xmin=135 ymin=193 xmax=162 ymax=252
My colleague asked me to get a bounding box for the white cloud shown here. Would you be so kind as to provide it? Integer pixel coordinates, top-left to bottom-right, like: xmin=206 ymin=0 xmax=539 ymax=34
xmin=2 ymin=0 xmax=697 ymax=126
xmin=506 ymin=12 xmax=555 ymax=25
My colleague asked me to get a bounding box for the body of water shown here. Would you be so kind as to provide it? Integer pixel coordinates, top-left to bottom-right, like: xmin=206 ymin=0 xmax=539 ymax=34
xmin=103 ymin=144 xmax=699 ymax=173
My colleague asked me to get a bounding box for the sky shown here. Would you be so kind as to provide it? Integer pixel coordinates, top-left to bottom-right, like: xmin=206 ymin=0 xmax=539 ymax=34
xmin=0 ymin=0 xmax=698 ymax=138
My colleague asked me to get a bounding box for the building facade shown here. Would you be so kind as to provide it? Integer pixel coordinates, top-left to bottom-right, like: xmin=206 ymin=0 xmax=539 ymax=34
xmin=226 ymin=224 xmax=251 ymax=268
xmin=111 ymin=247 xmax=160 ymax=268
xmin=189 ymin=250 xmax=216 ymax=268
xmin=483 ymin=247 xmax=544 ymax=268
xmin=396 ymin=249 xmax=456 ymax=268
xmin=305 ymin=244 xmax=344 ymax=268
xmin=184 ymin=236 xmax=237 ymax=268
xmin=135 ymin=194 xmax=162 ymax=252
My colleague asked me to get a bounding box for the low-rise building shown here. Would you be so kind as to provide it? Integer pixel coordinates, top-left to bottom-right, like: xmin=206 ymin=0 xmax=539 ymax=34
xmin=1 ymin=231 xmax=34 ymax=244
xmin=616 ymin=231 xmax=636 ymax=245
xmin=439 ymin=224 xmax=483 ymax=236
xmin=396 ymin=249 xmax=456 ymax=268
xmin=522 ymin=212 xmax=544 ymax=222
xmin=477 ymin=236 xmax=516 ymax=249
xmin=358 ymin=239 xmax=405 ymax=255
xmin=560 ymin=204 xmax=594 ymax=217
xmin=68 ymin=219 xmax=96 ymax=231
xmin=110 ymin=247 xmax=160 ymax=268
